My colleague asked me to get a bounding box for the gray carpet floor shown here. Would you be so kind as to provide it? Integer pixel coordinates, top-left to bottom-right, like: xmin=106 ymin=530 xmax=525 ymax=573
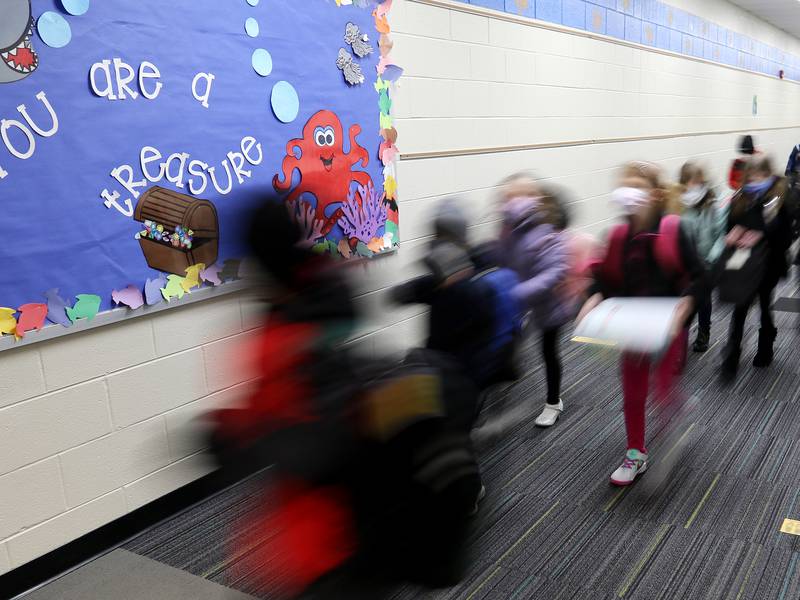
xmin=123 ymin=276 xmax=800 ymax=600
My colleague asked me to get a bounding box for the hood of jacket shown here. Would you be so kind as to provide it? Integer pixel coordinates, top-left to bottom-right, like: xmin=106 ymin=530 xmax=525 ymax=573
xmin=502 ymin=196 xmax=546 ymax=231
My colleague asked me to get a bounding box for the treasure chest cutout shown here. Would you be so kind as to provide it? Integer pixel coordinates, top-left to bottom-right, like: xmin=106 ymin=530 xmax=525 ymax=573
xmin=134 ymin=186 xmax=219 ymax=276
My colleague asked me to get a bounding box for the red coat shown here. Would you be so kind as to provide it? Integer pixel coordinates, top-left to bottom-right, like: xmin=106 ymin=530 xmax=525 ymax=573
xmin=214 ymin=317 xmax=356 ymax=598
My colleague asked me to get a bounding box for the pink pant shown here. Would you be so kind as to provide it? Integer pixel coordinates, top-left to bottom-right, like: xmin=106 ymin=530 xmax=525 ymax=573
xmin=620 ymin=331 xmax=688 ymax=454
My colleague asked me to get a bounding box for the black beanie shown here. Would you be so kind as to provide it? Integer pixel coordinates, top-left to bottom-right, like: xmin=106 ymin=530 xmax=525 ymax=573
xmin=739 ymin=135 xmax=755 ymax=155
xmin=247 ymin=198 xmax=316 ymax=288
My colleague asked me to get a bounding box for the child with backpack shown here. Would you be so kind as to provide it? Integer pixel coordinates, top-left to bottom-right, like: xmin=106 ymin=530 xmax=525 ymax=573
xmin=391 ymin=199 xmax=523 ymax=417
xmin=577 ymin=161 xmax=708 ymax=486
xmin=677 ymin=162 xmax=728 ymax=352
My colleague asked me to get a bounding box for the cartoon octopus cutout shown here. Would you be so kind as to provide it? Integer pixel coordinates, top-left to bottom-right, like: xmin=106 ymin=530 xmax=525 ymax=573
xmin=273 ymin=110 xmax=373 ymax=234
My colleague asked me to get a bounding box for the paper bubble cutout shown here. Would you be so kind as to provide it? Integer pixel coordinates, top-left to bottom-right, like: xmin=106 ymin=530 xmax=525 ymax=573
xmin=246 ymin=0 xmax=259 ymax=5
xmin=145 ymin=275 xmax=167 ymax=306
xmin=245 ymin=18 xmax=259 ymax=37
xmin=0 ymin=308 xmax=17 ymax=336
xmin=112 ymin=285 xmax=145 ymax=310
xmin=271 ymin=81 xmax=299 ymax=123
xmin=16 ymin=304 xmax=47 ymax=338
xmin=37 ymin=12 xmax=72 ymax=49
xmin=252 ymin=48 xmax=273 ymax=77
xmin=200 ymin=264 xmax=223 ymax=286
xmin=61 ymin=0 xmax=90 ymax=16
xmin=161 ymin=275 xmax=186 ymax=301
xmin=66 ymin=294 xmax=101 ymax=323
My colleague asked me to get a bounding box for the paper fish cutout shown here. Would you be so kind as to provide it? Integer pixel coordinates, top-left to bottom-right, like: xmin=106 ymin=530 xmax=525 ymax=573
xmin=379 ymin=89 xmax=391 ymax=115
xmin=16 ymin=303 xmax=47 ymax=338
xmin=161 ymin=275 xmax=186 ymax=301
xmin=379 ymin=140 xmax=399 ymax=165
xmin=382 ymin=126 xmax=398 ymax=144
xmin=182 ymin=263 xmax=206 ymax=292
xmin=220 ymin=259 xmax=241 ymax=282
xmin=344 ymin=22 xmax=373 ymax=58
xmin=337 ymin=238 xmax=352 ymax=259
xmin=0 ymin=308 xmax=17 ymax=336
xmin=336 ymin=48 xmax=365 ymax=86
xmin=382 ymin=64 xmax=403 ymax=82
xmin=384 ymin=175 xmax=398 ymax=200
xmin=374 ymin=77 xmax=390 ymax=93
xmin=44 ymin=288 xmax=72 ymax=327
xmin=375 ymin=0 xmax=393 ymax=19
xmin=373 ymin=11 xmax=391 ymax=34
xmin=379 ymin=33 xmax=393 ymax=57
xmin=379 ymin=112 xmax=393 ymax=129
xmin=200 ymin=264 xmax=222 ymax=286
xmin=145 ymin=275 xmax=167 ymax=306
xmin=112 ymin=285 xmax=145 ymax=310
xmin=66 ymin=294 xmax=101 ymax=323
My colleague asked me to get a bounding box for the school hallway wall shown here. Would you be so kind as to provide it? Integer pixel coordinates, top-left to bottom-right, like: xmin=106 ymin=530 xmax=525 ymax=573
xmin=3 ymin=0 xmax=800 ymax=575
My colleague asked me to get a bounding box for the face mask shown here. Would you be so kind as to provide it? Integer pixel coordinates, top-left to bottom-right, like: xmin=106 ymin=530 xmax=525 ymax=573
xmin=681 ymin=184 xmax=708 ymax=207
xmin=612 ymin=187 xmax=651 ymax=215
xmin=743 ymin=177 xmax=774 ymax=196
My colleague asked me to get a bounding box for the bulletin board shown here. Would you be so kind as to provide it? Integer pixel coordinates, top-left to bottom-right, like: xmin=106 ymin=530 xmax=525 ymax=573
xmin=0 ymin=0 xmax=400 ymax=342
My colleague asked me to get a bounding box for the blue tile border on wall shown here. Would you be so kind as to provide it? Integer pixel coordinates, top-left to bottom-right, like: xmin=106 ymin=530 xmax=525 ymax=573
xmin=454 ymin=0 xmax=800 ymax=81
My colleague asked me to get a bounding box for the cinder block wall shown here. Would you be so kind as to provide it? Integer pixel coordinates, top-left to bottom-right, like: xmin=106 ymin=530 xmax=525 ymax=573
xmin=3 ymin=0 xmax=800 ymax=574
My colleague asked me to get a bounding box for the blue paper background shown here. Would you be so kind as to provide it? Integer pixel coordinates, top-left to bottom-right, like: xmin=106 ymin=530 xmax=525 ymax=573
xmin=0 ymin=0 xmax=384 ymax=312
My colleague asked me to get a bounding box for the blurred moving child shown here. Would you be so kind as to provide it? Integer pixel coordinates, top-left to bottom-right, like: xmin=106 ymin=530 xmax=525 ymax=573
xmin=677 ymin=162 xmax=728 ymax=352
xmin=578 ymin=161 xmax=708 ymax=486
xmin=498 ymin=176 xmax=572 ymax=427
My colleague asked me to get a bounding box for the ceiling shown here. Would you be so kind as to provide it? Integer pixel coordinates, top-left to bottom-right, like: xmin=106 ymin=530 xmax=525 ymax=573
xmin=727 ymin=0 xmax=800 ymax=39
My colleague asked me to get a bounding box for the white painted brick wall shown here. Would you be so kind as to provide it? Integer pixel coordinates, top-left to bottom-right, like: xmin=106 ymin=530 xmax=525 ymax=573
xmin=0 ymin=542 xmax=10 ymax=576
xmin=0 ymin=459 xmax=66 ymax=540
xmin=2 ymin=0 xmax=800 ymax=574
xmin=58 ymin=416 xmax=172 ymax=508
xmin=107 ymin=349 xmax=208 ymax=428
xmin=6 ymin=490 xmax=127 ymax=568
xmin=0 ymin=381 xmax=111 ymax=475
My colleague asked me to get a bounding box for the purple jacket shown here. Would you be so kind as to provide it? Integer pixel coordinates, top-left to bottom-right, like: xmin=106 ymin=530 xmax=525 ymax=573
xmin=499 ymin=198 xmax=571 ymax=330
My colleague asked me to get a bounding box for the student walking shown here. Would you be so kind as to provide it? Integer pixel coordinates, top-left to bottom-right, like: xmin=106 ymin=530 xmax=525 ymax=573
xmin=720 ymin=155 xmax=793 ymax=380
xmin=677 ymin=162 xmax=728 ymax=352
xmin=578 ymin=161 xmax=708 ymax=486
xmin=498 ymin=185 xmax=572 ymax=427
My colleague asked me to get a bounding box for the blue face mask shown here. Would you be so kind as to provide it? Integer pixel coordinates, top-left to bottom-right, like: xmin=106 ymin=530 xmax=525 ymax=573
xmin=743 ymin=177 xmax=774 ymax=196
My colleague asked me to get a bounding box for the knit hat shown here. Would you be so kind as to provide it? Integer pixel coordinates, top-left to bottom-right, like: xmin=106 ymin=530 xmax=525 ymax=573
xmin=433 ymin=198 xmax=468 ymax=244
xmin=424 ymin=241 xmax=472 ymax=283
xmin=739 ymin=135 xmax=755 ymax=155
xmin=247 ymin=197 xmax=320 ymax=289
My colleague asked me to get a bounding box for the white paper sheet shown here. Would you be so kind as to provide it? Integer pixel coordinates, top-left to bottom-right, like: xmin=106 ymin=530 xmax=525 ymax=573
xmin=572 ymin=297 xmax=681 ymax=355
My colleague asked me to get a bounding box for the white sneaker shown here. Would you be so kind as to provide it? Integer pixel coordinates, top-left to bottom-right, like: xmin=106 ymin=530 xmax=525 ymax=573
xmin=534 ymin=400 xmax=563 ymax=427
xmin=610 ymin=449 xmax=648 ymax=486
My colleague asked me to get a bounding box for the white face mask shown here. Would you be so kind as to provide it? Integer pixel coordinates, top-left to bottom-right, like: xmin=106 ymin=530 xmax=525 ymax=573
xmin=681 ymin=184 xmax=708 ymax=207
xmin=611 ymin=187 xmax=651 ymax=215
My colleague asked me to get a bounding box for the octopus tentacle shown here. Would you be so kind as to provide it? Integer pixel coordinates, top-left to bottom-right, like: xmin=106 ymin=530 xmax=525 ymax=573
xmin=348 ymin=125 xmax=370 ymax=168
xmin=273 ymin=140 xmax=304 ymax=192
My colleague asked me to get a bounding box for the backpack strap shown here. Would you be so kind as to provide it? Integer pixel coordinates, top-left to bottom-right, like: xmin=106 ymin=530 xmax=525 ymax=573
xmin=600 ymin=223 xmax=629 ymax=291
xmin=654 ymin=214 xmax=683 ymax=276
